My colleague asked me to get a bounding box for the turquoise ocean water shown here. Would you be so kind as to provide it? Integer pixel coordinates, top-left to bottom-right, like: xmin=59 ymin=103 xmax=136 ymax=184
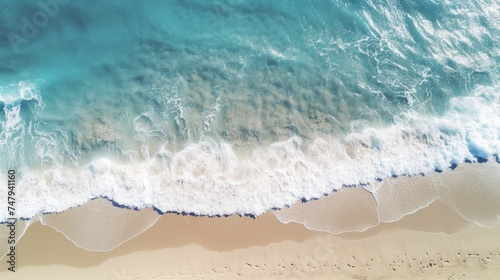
xmin=0 ymin=0 xmax=499 ymax=221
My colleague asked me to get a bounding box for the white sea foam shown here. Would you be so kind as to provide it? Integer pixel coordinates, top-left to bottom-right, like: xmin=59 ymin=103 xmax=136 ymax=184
xmin=0 ymin=85 xmax=498 ymax=222
xmin=0 ymin=81 xmax=43 ymax=145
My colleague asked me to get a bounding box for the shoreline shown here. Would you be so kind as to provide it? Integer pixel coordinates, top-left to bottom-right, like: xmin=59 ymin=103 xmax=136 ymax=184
xmin=0 ymin=161 xmax=499 ymax=279
xmin=1 ymin=198 xmax=500 ymax=279
xmin=2 ymin=141 xmax=499 ymax=222
xmin=2 ymin=158 xmax=499 ymax=225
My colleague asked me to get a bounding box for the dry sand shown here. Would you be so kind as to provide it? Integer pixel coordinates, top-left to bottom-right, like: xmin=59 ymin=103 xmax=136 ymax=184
xmin=0 ymin=197 xmax=499 ymax=280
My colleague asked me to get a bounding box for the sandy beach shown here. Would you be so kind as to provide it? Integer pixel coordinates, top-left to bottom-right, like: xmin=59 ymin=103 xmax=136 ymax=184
xmin=1 ymin=192 xmax=499 ymax=279
xmin=2 ymin=161 xmax=500 ymax=280
xmin=1 ymin=1 xmax=499 ymax=279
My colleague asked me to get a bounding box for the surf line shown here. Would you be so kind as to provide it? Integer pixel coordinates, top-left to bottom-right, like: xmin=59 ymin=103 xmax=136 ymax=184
xmin=6 ymin=170 xmax=16 ymax=272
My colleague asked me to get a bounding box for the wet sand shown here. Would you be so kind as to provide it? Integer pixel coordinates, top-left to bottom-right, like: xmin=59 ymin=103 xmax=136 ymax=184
xmin=1 ymin=197 xmax=499 ymax=279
